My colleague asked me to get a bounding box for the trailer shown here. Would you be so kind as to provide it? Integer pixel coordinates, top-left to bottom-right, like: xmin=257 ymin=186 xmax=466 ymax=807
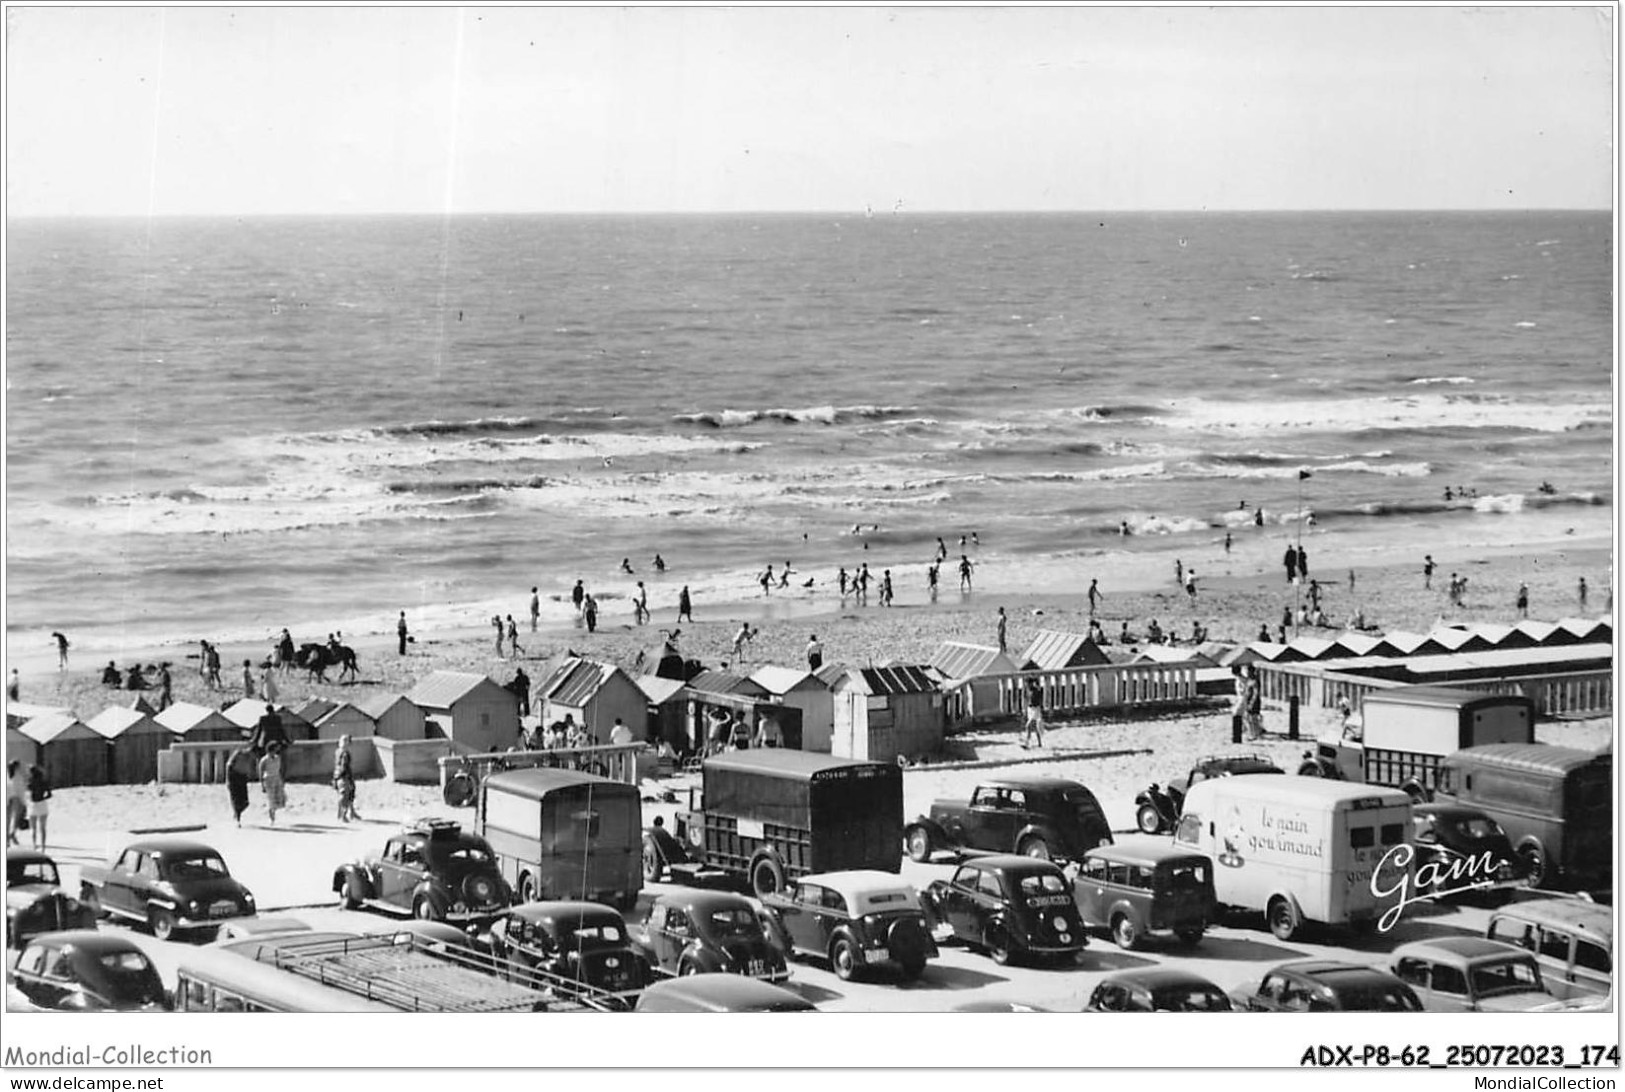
xmin=1300 ymin=686 xmax=1535 ymax=801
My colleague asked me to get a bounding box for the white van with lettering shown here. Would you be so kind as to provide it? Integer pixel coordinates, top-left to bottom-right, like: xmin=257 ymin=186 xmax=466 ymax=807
xmin=1175 ymin=777 xmax=1413 ymax=941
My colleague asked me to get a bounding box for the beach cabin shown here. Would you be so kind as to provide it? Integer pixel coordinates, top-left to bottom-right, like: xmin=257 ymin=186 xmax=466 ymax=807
xmin=86 ymin=705 xmax=170 ymax=784
xmin=358 ymin=692 xmax=427 ymax=741
xmin=633 ymin=639 xmax=693 ymax=681
xmin=929 ymin=642 xmax=1021 ymax=728
xmin=749 ymin=665 xmax=834 ymax=753
xmin=1555 ymin=617 xmax=1612 ymax=646
xmin=7 ymin=702 xmax=71 ymax=731
xmin=1020 ymin=630 xmax=1111 ymax=672
xmin=535 ymin=657 xmax=647 ymax=745
xmin=221 ymin=698 xmax=315 ymax=742
xmin=635 ymin=674 xmax=690 ymax=753
xmin=17 ymin=712 xmax=105 ymax=788
xmin=829 ymin=664 xmax=943 ymax=764
xmin=407 ymin=671 xmax=520 ymax=754
xmin=309 ymin=700 xmax=376 ymax=742
xmin=155 ymin=701 xmax=242 ymax=743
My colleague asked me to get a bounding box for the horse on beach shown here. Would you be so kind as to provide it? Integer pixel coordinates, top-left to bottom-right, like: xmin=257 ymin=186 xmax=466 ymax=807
xmin=296 ymin=642 xmax=359 ymax=683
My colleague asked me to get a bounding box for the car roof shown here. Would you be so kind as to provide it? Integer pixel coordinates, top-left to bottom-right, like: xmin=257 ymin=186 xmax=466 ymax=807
xmin=1102 ymin=967 xmax=1224 ymax=991
xmin=1393 ymin=937 xmax=1529 ymax=963
xmin=1445 ymin=743 xmax=1606 ymax=776
xmin=6 ymin=847 xmax=55 ymax=866
xmin=704 ymin=749 xmax=894 ymax=781
xmin=1413 ymin=802 xmax=1496 ymax=821
xmin=978 ymin=776 xmax=1088 ymax=793
xmin=1185 ymin=777 xmax=1411 ymax=809
xmin=797 ymin=870 xmax=917 ymax=903
xmin=1492 ymin=897 xmax=1614 ymax=943
xmin=1085 ymin=837 xmax=1210 ymax=866
xmin=657 ymin=889 xmax=755 ymax=913
xmin=219 ymin=916 xmax=311 ymax=937
xmin=123 ymin=837 xmax=222 ymax=856
xmin=1277 ymin=959 xmax=1391 ymax=981
xmin=956 ymin=854 xmax=1064 ymax=876
xmin=508 ymin=901 xmax=625 ymax=925
xmin=23 ymin=930 xmax=145 ymax=955
xmin=636 ymin=975 xmax=815 ymax=1012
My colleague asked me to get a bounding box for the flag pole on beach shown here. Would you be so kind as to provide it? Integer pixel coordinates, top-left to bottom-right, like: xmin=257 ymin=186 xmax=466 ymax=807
xmin=1294 ymin=469 xmax=1312 ymax=636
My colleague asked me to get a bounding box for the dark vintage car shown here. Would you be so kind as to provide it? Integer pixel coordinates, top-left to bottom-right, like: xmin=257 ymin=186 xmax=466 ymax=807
xmin=1084 ymin=968 xmax=1234 ymax=1012
xmin=634 ymin=890 xmax=789 ymax=983
xmin=486 ymin=901 xmax=651 ymax=994
xmin=334 ymin=818 xmax=510 ymax=924
xmin=1233 ymin=960 xmax=1423 ymax=1012
xmin=759 ymin=869 xmax=937 ymax=982
xmin=78 ymin=838 xmax=256 ymax=941
xmin=7 ymin=930 xmax=170 ymax=1011
xmin=1410 ymin=803 xmax=1528 ymax=901
xmin=7 ymin=848 xmax=98 ymax=950
xmin=920 ymin=855 xmax=1087 ymax=966
xmin=1388 ymin=937 xmax=1554 ymax=1012
xmin=1136 ymin=753 xmax=1284 ymax=834
xmin=634 ymin=974 xmax=815 ymax=1012
xmin=906 ymin=777 xmax=1113 ymax=865
xmin=1074 ymin=839 xmax=1215 ymax=950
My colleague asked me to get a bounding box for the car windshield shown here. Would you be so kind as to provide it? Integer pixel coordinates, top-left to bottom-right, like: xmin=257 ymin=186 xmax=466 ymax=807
xmin=558 ymin=922 xmax=626 ymax=946
xmin=705 ymin=908 xmax=761 ymax=938
xmin=1152 ymin=986 xmax=1231 ymax=1012
xmin=1470 ymin=959 xmax=1542 ymax=997
xmin=8 ymin=860 xmax=59 ymax=886
xmin=98 ymin=951 xmax=165 ymax=1005
xmin=1445 ymin=816 xmax=1505 ymax=841
xmin=163 ymin=854 xmax=229 ymax=880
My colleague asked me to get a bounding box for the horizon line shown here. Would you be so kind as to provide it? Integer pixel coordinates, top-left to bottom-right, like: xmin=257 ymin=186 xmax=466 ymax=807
xmin=6 ymin=206 xmax=1612 ymax=220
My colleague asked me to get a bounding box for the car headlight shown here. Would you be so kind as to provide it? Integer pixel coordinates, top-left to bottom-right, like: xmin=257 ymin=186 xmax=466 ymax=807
xmin=243 ymin=892 xmax=255 ymax=906
xmin=187 ymin=900 xmax=202 ymax=915
xmin=1052 ymin=915 xmax=1067 ymax=931
xmin=453 ymin=901 xmax=468 ymax=913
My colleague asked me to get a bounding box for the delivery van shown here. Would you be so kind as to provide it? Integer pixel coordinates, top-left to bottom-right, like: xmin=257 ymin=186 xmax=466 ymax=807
xmin=476 ymin=768 xmax=642 ymax=910
xmin=1174 ymin=777 xmax=1413 ymax=941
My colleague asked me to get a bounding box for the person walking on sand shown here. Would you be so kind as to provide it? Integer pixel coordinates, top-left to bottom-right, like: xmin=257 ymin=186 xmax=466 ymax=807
xmin=155 ymin=662 xmax=173 ymax=711
xmin=1185 ymin=571 xmax=1198 ymax=603
xmin=927 ymin=562 xmax=940 ymax=601
xmin=1296 ymin=545 xmax=1309 ymax=580
xmin=277 ymin=629 xmax=297 ymax=675
xmin=996 ymin=607 xmax=1008 ymax=653
xmin=226 ymin=744 xmax=255 ymax=827
xmin=258 ymin=745 xmax=286 ymax=825
xmin=507 ymin=615 xmax=523 ymax=658
xmin=530 ymin=587 xmax=540 ymax=632
xmin=838 ymin=568 xmax=849 ymax=597
xmin=6 ymin=669 xmax=17 ymax=702
xmin=677 ymin=585 xmax=693 ymax=623
xmin=1283 ymin=545 xmax=1298 ymax=584
xmin=583 ymin=595 xmax=599 ymax=633
xmin=1423 ymin=554 xmax=1436 ymax=589
xmin=1224 ymin=531 xmax=1233 ymax=554
xmin=732 ymin=621 xmax=752 ymax=664
xmin=397 ymin=611 xmax=410 ymax=655
xmin=634 ymin=581 xmax=650 ymax=625
xmin=51 ymin=631 xmax=69 ymax=672
xmin=881 ymin=569 xmax=894 ymax=607
xmin=1348 ymin=568 xmax=1356 ymax=593
xmin=242 ymin=659 xmax=257 ymax=698
xmin=1516 ymin=582 xmax=1529 ymax=618
xmin=958 ymin=555 xmax=974 ymax=592
xmin=26 ymin=765 xmax=52 ymax=849
xmin=333 ymin=735 xmax=360 ymax=823
xmin=1175 ymin=559 xmax=1184 ymax=588
xmin=1579 ymin=576 xmax=1589 ymax=610
xmin=260 ymin=662 xmax=279 ymax=705
xmin=806 ymin=634 xmax=823 ymax=671
xmin=779 ymin=562 xmax=794 ymax=590
xmin=492 ymin=615 xmax=505 ymax=657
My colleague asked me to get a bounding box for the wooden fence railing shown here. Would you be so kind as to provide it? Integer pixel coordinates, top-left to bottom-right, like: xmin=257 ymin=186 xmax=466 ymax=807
xmin=1256 ymin=663 xmax=1613 ymax=719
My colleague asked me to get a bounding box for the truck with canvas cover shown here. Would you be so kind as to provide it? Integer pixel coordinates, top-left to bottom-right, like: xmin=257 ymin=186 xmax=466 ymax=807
xmin=644 ymin=750 xmax=903 ymax=898
xmin=1300 ymin=686 xmax=1535 ymax=802
xmin=476 ymin=768 xmax=642 ymax=911
xmin=1174 ymin=776 xmax=1414 ymax=941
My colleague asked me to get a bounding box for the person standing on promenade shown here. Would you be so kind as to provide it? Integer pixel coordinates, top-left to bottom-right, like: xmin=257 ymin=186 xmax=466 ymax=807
xmin=226 ymin=744 xmax=255 ymax=827
xmin=6 ymin=761 xmax=26 ymax=846
xmin=1423 ymin=555 xmax=1436 ymax=589
xmin=26 ymin=765 xmax=52 ymax=850
xmin=1021 ymin=678 xmax=1045 ymax=750
xmin=806 ymin=635 xmax=823 ymax=671
xmin=1516 ymin=583 xmax=1530 ymax=619
xmin=1579 ymin=577 xmax=1589 ymax=610
xmin=530 ymin=587 xmax=540 ymax=632
xmin=333 ymin=736 xmax=360 ymax=823
xmin=242 ymin=660 xmax=257 ymax=699
xmin=51 ymin=632 xmax=69 ymax=672
xmin=1284 ymin=546 xmax=1298 ymax=583
xmin=996 ymin=607 xmax=1008 ymax=653
xmin=678 ymin=586 xmax=693 ymax=623
xmin=584 ymin=595 xmax=599 ymax=633
xmin=397 ymin=611 xmax=410 ymax=655
xmin=258 ymin=745 xmax=285 ymax=825
xmin=506 ymin=615 xmax=523 ymax=658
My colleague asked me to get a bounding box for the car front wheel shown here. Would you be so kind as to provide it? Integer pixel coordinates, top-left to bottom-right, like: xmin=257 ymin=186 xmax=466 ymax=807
xmin=829 ymin=937 xmax=860 ymax=982
xmin=642 ymin=841 xmax=662 ymax=883
xmin=1017 ymin=835 xmax=1051 ymax=861
xmin=983 ymin=925 xmax=1013 ymax=966
xmin=338 ymin=877 xmax=361 ymax=910
xmin=1267 ymin=897 xmax=1296 ymax=941
xmin=149 ymin=908 xmax=177 ymax=942
xmin=905 ymin=826 xmax=933 ymax=864
xmin=1518 ymin=844 xmax=1548 ymax=889
xmin=1136 ymin=804 xmax=1164 ymax=835
xmin=414 ymin=896 xmax=443 ymax=922
xmin=1111 ymin=914 xmax=1139 ymax=951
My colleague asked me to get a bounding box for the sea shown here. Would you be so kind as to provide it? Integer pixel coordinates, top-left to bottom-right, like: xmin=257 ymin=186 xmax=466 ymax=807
xmin=4 ymin=211 xmax=1614 ymax=662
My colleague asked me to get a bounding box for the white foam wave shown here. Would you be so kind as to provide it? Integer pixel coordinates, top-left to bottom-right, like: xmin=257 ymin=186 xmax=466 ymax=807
xmin=1318 ymin=459 xmax=1431 ymax=478
xmin=1158 ymin=394 xmax=1611 ymax=435
xmin=671 ymin=403 xmax=913 ymax=428
xmin=1130 ymin=514 xmax=1213 ymax=535
xmin=1514 ymin=322 xmax=1538 ymax=329
xmin=1408 ymin=376 xmax=1474 ymax=385
xmin=1473 ymin=493 xmax=1525 ymax=514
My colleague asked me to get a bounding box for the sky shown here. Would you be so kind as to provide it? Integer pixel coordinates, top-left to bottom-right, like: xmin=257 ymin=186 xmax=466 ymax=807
xmin=4 ymin=5 xmax=1616 ymax=215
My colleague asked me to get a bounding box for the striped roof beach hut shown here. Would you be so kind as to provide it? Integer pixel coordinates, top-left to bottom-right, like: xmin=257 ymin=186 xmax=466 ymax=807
xmin=535 ymin=658 xmax=646 ymax=745
xmin=930 ymin=642 xmax=1021 ymax=681
xmin=1329 ymin=633 xmax=1382 ymax=659
xmin=86 ymin=705 xmax=170 ymax=784
xmin=1020 ymin=630 xmax=1110 ymax=671
xmin=18 ymin=712 xmax=105 ymax=787
xmin=828 ymin=664 xmax=943 ymax=764
xmin=154 ymin=701 xmax=242 ymax=743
